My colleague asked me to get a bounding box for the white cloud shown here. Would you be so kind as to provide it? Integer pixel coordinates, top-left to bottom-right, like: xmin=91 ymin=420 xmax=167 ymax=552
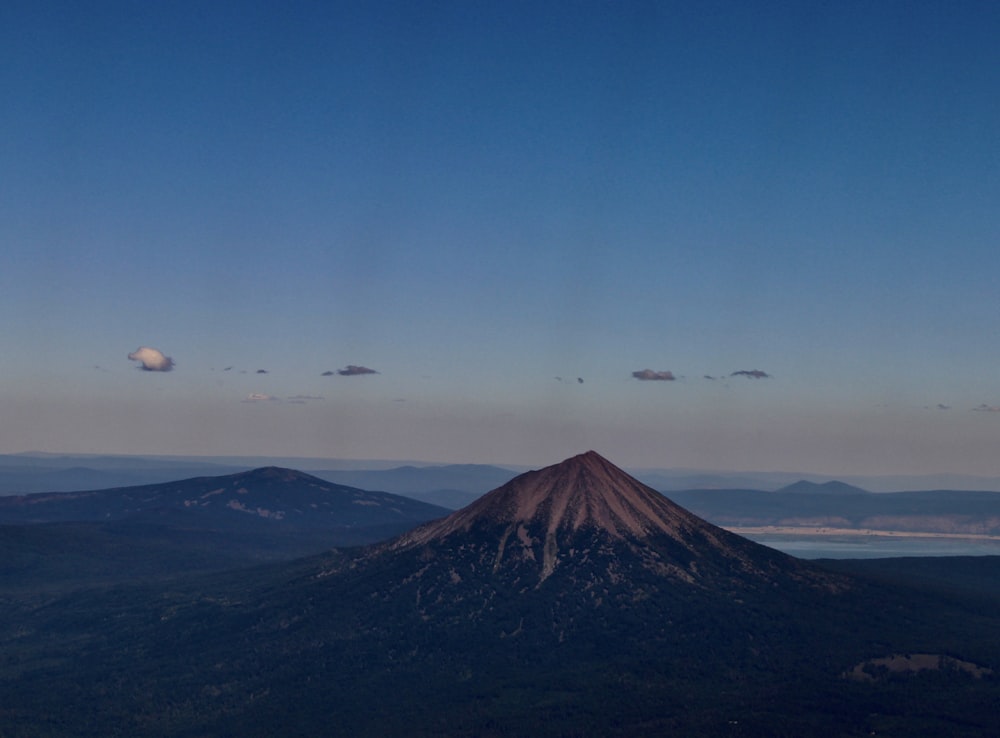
xmin=128 ymin=346 xmax=174 ymax=372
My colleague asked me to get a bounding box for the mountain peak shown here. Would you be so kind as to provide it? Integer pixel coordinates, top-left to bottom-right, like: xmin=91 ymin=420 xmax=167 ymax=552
xmin=388 ymin=451 xmax=833 ymax=589
xmin=777 ymin=479 xmax=871 ymax=495
xmin=234 ymin=466 xmax=321 ymax=483
xmin=399 ymin=450 xmax=698 ymax=546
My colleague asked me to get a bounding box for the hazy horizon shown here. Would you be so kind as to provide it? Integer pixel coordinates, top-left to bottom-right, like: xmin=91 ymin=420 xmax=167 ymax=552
xmin=4 ymin=2 xmax=1000 ymax=478
xmin=11 ymin=448 xmax=1000 ymax=496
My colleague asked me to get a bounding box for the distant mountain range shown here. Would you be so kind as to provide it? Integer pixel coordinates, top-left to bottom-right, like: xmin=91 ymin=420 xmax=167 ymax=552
xmin=3 ymin=451 xmax=1000 ymax=736
xmin=0 ymin=452 xmax=266 ymax=496
xmin=669 ymin=484 xmax=1000 ymax=536
xmin=5 ymin=453 xmax=1000 ymax=541
xmin=310 ymin=463 xmax=518 ymax=508
xmin=6 ymin=452 xmax=1000 ymax=498
xmin=634 ymin=467 xmax=1000 ymax=493
xmin=775 ymin=479 xmax=872 ymax=495
xmin=0 ymin=453 xmax=522 ymax=503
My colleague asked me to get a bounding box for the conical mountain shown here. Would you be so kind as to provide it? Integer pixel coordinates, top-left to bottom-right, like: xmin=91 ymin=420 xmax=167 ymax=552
xmin=386 ymin=450 xmax=832 ymax=590
xmin=399 ymin=449 xmax=700 ymax=543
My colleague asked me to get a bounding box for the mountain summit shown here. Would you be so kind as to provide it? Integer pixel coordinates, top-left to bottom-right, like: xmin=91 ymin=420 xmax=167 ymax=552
xmin=402 ymin=450 xmax=695 ymax=541
xmin=389 ymin=451 xmax=831 ymax=589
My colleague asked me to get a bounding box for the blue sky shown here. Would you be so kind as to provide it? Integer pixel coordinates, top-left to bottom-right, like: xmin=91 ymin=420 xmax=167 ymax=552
xmin=2 ymin=1 xmax=999 ymax=475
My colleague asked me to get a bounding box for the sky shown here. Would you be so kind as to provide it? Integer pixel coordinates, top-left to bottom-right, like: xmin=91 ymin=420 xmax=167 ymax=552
xmin=2 ymin=1 xmax=999 ymax=476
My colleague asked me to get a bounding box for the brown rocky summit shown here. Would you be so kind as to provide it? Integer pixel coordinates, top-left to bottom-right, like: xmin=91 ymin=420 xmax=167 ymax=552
xmin=401 ymin=450 xmax=708 ymax=543
xmin=390 ymin=451 xmax=826 ymax=588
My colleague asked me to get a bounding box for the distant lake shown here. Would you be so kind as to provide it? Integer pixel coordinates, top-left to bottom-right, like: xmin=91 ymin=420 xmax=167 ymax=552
xmin=742 ymin=534 xmax=1000 ymax=559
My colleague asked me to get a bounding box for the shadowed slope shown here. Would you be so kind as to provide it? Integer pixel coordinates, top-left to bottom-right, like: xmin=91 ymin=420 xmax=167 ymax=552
xmin=0 ymin=466 xmax=448 ymax=529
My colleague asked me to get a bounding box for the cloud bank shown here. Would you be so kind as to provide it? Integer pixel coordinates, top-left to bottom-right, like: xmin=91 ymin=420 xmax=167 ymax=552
xmin=632 ymin=369 xmax=676 ymax=381
xmin=128 ymin=346 xmax=174 ymax=372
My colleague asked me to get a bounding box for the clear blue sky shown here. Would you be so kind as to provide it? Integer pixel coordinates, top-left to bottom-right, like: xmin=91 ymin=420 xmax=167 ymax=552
xmin=2 ymin=1 xmax=999 ymax=475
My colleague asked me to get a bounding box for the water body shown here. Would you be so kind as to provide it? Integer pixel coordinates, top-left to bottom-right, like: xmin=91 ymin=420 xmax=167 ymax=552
xmin=744 ymin=534 xmax=1000 ymax=559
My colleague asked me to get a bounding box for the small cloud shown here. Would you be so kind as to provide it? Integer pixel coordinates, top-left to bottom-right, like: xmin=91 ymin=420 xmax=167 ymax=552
xmin=731 ymin=369 xmax=770 ymax=379
xmin=577 ymin=377 xmax=584 ymax=384
xmin=703 ymin=375 xmax=717 ymax=381
xmin=321 ymin=370 xmax=335 ymax=376
xmin=937 ymin=404 xmax=951 ymax=410
xmin=973 ymin=404 xmax=1000 ymax=412
xmin=223 ymin=366 xmax=233 ymax=372
xmin=336 ymin=365 xmax=378 ymax=376
xmin=287 ymin=395 xmax=324 ymax=401
xmin=243 ymin=393 xmax=277 ymax=403
xmin=256 ymin=369 xmax=269 ymax=374
xmin=632 ymin=369 xmax=676 ymax=381
xmin=128 ymin=346 xmax=174 ymax=372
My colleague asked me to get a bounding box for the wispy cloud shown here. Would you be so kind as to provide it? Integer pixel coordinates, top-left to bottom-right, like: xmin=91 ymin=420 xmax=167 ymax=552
xmin=128 ymin=346 xmax=174 ymax=372
xmin=243 ymin=393 xmax=277 ymax=403
xmin=730 ymin=369 xmax=770 ymax=379
xmin=256 ymin=369 xmax=269 ymax=374
xmin=334 ymin=365 xmax=379 ymax=376
xmin=632 ymin=369 xmax=676 ymax=381
xmin=973 ymin=404 xmax=1000 ymax=412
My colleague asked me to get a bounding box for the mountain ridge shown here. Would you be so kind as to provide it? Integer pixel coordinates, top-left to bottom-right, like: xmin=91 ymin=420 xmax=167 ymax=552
xmin=0 ymin=465 xmax=448 ymax=528
xmin=776 ymin=479 xmax=872 ymax=495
